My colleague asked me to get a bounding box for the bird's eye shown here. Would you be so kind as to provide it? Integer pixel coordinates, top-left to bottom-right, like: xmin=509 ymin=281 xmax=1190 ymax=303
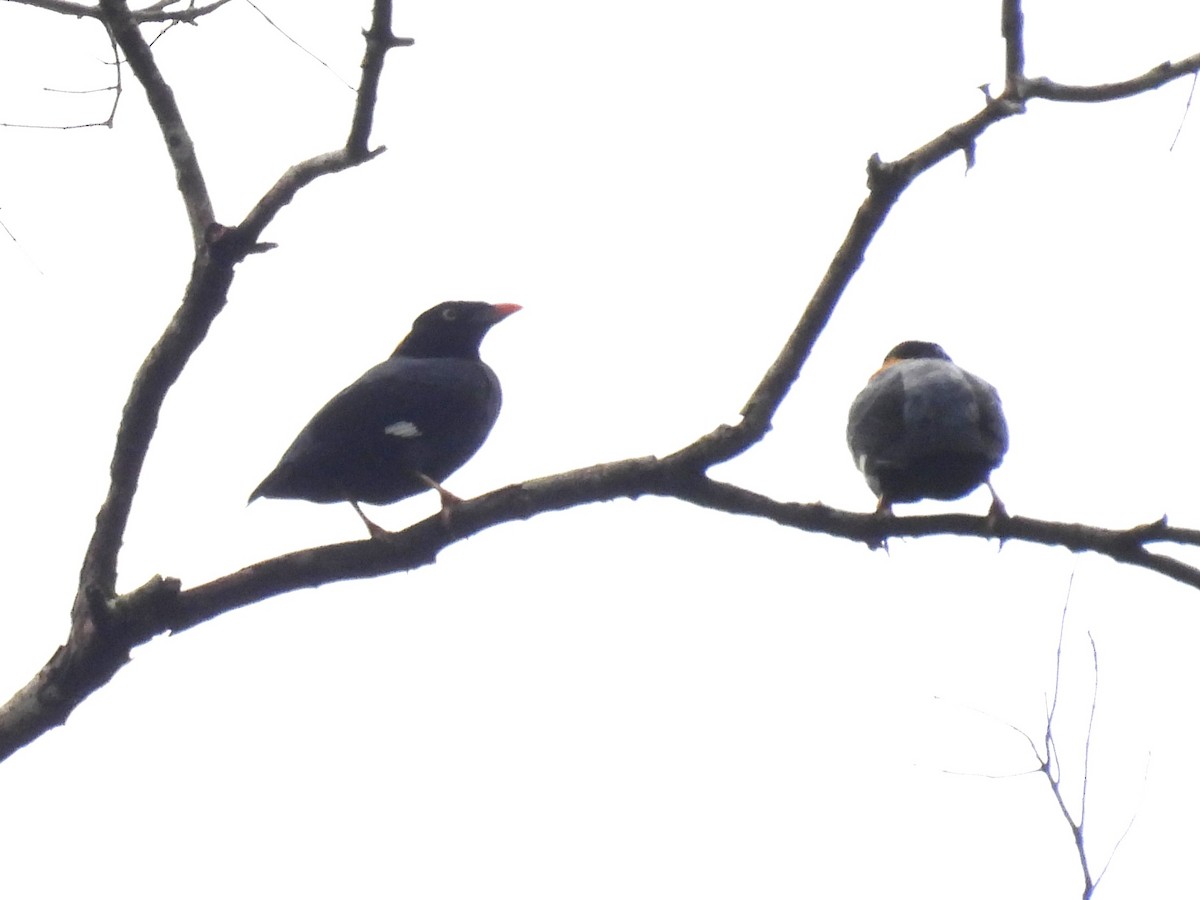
xmin=441 ymin=307 xmax=459 ymax=321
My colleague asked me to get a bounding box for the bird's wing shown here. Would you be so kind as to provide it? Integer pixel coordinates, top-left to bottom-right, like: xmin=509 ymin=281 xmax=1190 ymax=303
xmin=847 ymin=366 xmax=910 ymax=469
xmin=968 ymin=375 xmax=1009 ymax=461
xmin=281 ymin=357 xmax=500 ymax=462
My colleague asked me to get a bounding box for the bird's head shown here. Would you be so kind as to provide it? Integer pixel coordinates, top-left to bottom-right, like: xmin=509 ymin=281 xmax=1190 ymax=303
xmin=394 ymin=301 xmax=522 ymax=359
xmin=867 ymin=340 xmax=952 ymax=381
xmin=882 ymin=340 xmax=951 ymax=363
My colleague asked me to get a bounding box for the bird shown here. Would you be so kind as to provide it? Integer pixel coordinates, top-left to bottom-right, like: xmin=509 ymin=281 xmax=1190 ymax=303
xmin=846 ymin=340 xmax=1007 ymax=515
xmin=250 ymin=301 xmax=521 ymax=535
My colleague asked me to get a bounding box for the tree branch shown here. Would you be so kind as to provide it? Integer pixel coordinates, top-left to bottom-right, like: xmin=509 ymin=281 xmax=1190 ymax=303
xmin=10 ymin=0 xmax=234 ymax=23
xmin=1001 ymin=0 xmax=1025 ymax=93
xmin=1026 ymin=53 xmax=1200 ymax=103
xmin=131 ymin=0 xmax=234 ymax=25
xmin=67 ymin=0 xmax=407 ymax=701
xmin=4 ymin=0 xmax=1199 ymax=769
xmin=234 ymin=3 xmax=412 ymax=244
xmin=98 ymin=0 xmax=214 ymax=247
xmin=6 ymin=453 xmax=1200 ymax=762
xmin=8 ymin=0 xmax=100 ymax=16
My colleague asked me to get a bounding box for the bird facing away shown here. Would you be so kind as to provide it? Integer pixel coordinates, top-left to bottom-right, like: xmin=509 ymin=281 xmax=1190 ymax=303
xmin=250 ymin=301 xmax=521 ymax=534
xmin=846 ymin=340 xmax=1008 ymax=515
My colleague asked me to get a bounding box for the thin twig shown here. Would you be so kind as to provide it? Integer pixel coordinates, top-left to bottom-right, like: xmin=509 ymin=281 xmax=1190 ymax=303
xmin=0 ymin=18 xmax=122 ymax=130
xmin=0 ymin=212 xmax=45 ymax=274
xmin=243 ymin=0 xmax=356 ymax=91
xmin=1169 ymin=71 xmax=1197 ymax=151
xmin=1094 ymin=752 xmax=1151 ymax=889
xmin=1079 ymin=634 xmax=1100 ymax=834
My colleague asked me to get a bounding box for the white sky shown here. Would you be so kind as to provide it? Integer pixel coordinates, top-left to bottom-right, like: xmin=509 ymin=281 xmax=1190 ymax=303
xmin=1 ymin=1 xmax=1198 ymax=897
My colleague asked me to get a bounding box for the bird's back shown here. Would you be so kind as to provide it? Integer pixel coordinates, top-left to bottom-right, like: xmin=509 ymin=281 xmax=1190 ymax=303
xmin=848 ymin=357 xmax=1006 ymax=502
xmin=252 ymin=355 xmax=502 ymax=505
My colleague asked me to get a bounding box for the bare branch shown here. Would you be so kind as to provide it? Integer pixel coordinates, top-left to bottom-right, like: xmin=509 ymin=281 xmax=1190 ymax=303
xmin=4 ymin=0 xmax=1199 ymax=780
xmin=1169 ymin=72 xmax=1197 ymax=151
xmin=7 ymin=0 xmax=100 ymax=17
xmin=1032 ymin=600 xmax=1094 ymax=897
xmin=6 ymin=0 xmax=234 ymax=22
xmin=932 ymin=695 xmax=1046 ymax=778
xmin=72 ymin=0 xmax=406 ymax=627
xmin=1095 ymin=753 xmax=1151 ymax=889
xmin=235 ymin=2 xmax=411 ymax=244
xmin=98 ymin=0 xmax=213 ymax=246
xmin=7 ymin=453 xmax=1200 ymax=762
xmin=1079 ymin=634 xmax=1100 ymax=832
xmin=1031 ymin=603 xmax=1137 ymax=899
xmin=0 ymin=18 xmax=122 ymax=129
xmin=71 ymin=0 xmax=216 ymax=622
xmin=1001 ymin=0 xmax=1025 ymax=92
xmin=1047 ymin=590 xmax=1071 ymax=738
xmin=1026 ymin=53 xmax=1200 ymax=103
xmin=131 ymin=0 xmax=233 ymax=24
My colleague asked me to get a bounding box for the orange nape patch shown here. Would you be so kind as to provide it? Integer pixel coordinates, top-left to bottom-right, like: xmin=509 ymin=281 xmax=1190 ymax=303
xmin=868 ymin=355 xmax=906 ymax=381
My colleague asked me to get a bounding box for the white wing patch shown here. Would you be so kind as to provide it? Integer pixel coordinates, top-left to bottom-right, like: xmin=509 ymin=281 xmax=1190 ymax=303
xmin=384 ymin=420 xmax=422 ymax=438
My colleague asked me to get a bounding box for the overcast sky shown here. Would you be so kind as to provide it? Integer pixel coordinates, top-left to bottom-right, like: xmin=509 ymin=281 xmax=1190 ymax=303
xmin=1 ymin=1 xmax=1199 ymax=897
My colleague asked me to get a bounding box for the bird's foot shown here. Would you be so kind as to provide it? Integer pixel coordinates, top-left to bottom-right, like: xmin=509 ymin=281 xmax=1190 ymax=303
xmin=351 ymin=501 xmax=391 ymax=540
xmin=417 ymin=473 xmax=463 ymax=527
xmin=984 ymin=483 xmax=1009 ymax=541
xmin=868 ymin=497 xmax=893 ymax=552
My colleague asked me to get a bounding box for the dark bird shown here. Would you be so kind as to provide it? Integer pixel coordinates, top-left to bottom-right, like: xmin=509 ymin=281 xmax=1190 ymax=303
xmin=250 ymin=301 xmax=521 ymax=534
xmin=846 ymin=340 xmax=1007 ymax=515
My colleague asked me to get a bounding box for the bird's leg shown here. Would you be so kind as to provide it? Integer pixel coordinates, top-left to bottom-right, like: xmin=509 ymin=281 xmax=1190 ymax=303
xmin=984 ymin=480 xmax=1009 ymax=544
xmin=985 ymin=480 xmax=1008 ymax=521
xmin=870 ymin=494 xmax=893 ymax=553
xmin=417 ymin=473 xmax=463 ymax=526
xmin=350 ymin=501 xmax=389 ymax=540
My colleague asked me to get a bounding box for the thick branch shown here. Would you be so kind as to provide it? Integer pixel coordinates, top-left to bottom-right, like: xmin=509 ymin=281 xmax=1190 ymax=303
xmin=6 ymin=458 xmax=1200 ymax=761
xmin=9 ymin=0 xmax=99 ymax=16
xmin=75 ymin=258 xmax=234 ymax=606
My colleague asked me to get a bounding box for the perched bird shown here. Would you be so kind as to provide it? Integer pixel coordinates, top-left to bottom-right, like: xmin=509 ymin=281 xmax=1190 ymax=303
xmin=250 ymin=301 xmax=521 ymax=534
xmin=846 ymin=340 xmax=1007 ymax=515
